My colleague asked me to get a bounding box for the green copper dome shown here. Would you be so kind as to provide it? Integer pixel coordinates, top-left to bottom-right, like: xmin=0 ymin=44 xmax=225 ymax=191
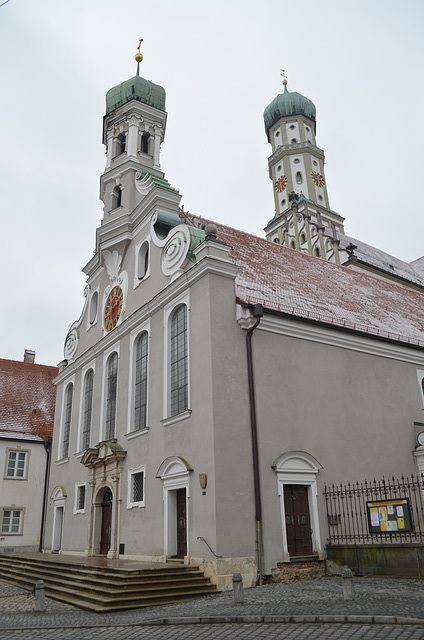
xmin=263 ymin=85 xmax=316 ymax=140
xmin=106 ymin=75 xmax=166 ymax=115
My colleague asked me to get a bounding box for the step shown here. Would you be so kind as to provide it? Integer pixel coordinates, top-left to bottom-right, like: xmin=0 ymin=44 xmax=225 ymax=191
xmin=0 ymin=553 xmax=218 ymax=611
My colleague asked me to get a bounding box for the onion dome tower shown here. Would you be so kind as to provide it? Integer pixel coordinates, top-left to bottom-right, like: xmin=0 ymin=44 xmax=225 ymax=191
xmin=263 ymin=71 xmax=345 ymax=263
xmin=100 ymin=40 xmax=179 ymax=222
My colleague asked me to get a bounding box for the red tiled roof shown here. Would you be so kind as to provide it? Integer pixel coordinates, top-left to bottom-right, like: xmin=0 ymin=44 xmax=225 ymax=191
xmin=188 ymin=214 xmax=424 ymax=348
xmin=0 ymin=359 xmax=58 ymax=442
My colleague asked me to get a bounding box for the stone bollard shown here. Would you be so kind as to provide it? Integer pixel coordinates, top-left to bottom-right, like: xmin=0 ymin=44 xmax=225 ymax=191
xmin=342 ymin=566 xmax=355 ymax=601
xmin=232 ymin=572 xmax=244 ymax=605
xmin=34 ymin=580 xmax=46 ymax=612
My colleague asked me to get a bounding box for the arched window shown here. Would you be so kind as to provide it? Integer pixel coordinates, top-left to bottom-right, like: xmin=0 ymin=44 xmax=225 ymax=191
xmin=140 ymin=132 xmax=150 ymax=154
xmin=137 ymin=241 xmax=149 ymax=280
xmin=89 ymin=292 xmax=98 ymax=325
xmin=170 ymin=305 xmax=188 ymax=416
xmin=82 ymin=369 xmax=94 ymax=450
xmin=134 ymin=333 xmax=148 ymax=431
xmin=296 ymin=171 xmax=303 ymax=185
xmin=290 ymin=240 xmax=296 ymax=249
xmin=111 ymin=186 xmax=122 ymax=210
xmin=115 ymin=132 xmax=126 ymax=156
xmin=105 ymin=353 xmax=118 ymax=440
xmin=315 ymin=247 xmax=321 ymax=257
xmin=300 ymin=232 xmax=306 ymax=244
xmin=62 ymin=383 xmax=73 ymax=458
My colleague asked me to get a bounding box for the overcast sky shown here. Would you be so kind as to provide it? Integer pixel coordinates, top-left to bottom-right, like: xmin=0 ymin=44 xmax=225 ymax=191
xmin=1 ymin=0 xmax=423 ymax=366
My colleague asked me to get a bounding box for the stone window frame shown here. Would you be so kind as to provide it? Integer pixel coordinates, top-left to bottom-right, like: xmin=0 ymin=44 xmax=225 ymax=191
xmin=127 ymin=465 xmax=146 ymax=509
xmin=74 ymin=482 xmax=87 ymax=515
xmin=1 ymin=507 xmax=24 ymax=535
xmin=5 ymin=449 xmax=29 ymax=480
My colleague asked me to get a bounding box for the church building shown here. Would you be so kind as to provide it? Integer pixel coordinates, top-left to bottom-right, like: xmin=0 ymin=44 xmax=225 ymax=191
xmin=44 ymin=49 xmax=424 ymax=587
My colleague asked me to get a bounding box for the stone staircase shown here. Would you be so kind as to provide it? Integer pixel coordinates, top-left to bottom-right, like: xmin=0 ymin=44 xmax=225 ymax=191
xmin=0 ymin=553 xmax=219 ymax=612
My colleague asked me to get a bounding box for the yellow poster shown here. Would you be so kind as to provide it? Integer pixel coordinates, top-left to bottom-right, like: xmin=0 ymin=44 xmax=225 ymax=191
xmin=398 ymin=518 xmax=405 ymax=529
xmin=380 ymin=520 xmax=387 ymax=531
xmin=378 ymin=507 xmax=387 ymax=521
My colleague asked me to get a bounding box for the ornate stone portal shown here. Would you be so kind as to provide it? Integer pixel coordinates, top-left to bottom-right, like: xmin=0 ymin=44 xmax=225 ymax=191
xmin=81 ymin=440 xmax=126 ymax=558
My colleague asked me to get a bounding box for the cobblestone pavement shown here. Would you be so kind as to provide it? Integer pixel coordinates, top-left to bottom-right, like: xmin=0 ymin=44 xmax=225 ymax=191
xmin=1 ymin=623 xmax=424 ymax=640
xmin=0 ymin=577 xmax=423 ymax=639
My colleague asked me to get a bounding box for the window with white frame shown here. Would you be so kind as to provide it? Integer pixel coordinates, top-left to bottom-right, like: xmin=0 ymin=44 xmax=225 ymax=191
xmin=62 ymin=383 xmax=73 ymax=458
xmin=81 ymin=369 xmax=94 ymax=450
xmin=105 ymin=352 xmax=118 ymax=440
xmin=133 ymin=332 xmax=148 ymax=431
xmin=127 ymin=466 xmax=145 ymax=508
xmin=6 ymin=450 xmax=27 ymax=479
xmin=170 ymin=305 xmax=188 ymax=416
xmin=1 ymin=509 xmax=23 ymax=534
xmin=74 ymin=483 xmax=87 ymax=514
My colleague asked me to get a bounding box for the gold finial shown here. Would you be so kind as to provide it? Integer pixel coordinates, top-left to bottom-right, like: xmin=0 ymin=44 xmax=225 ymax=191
xmin=135 ymin=39 xmax=143 ymax=76
xmin=281 ymin=68 xmax=288 ymax=86
xmin=135 ymin=38 xmax=143 ymax=63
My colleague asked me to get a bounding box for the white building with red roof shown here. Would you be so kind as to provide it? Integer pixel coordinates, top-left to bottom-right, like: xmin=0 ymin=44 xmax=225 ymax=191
xmin=0 ymin=351 xmax=57 ymax=552
xmin=45 ymin=48 xmax=424 ymax=586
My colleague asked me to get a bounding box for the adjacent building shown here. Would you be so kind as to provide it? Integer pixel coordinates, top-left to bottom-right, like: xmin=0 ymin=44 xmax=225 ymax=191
xmin=0 ymin=351 xmax=57 ymax=552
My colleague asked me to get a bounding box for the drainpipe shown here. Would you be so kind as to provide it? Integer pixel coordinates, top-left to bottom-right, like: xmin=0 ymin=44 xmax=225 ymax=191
xmin=246 ymin=303 xmax=264 ymax=585
xmin=39 ymin=437 xmax=52 ymax=552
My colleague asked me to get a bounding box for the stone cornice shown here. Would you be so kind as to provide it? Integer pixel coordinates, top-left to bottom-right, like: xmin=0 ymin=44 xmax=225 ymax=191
xmin=237 ymin=306 xmax=424 ymax=366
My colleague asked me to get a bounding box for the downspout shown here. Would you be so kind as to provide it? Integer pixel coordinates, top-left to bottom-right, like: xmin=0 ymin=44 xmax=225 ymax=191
xmin=39 ymin=436 xmax=52 ymax=552
xmin=246 ymin=303 xmax=264 ymax=585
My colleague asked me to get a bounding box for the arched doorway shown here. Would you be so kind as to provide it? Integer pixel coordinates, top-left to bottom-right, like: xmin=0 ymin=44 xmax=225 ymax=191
xmin=99 ymin=489 xmax=113 ymax=555
xmin=273 ymin=451 xmax=323 ymax=561
xmin=51 ymin=486 xmax=66 ymax=553
xmin=156 ymin=457 xmax=193 ymax=559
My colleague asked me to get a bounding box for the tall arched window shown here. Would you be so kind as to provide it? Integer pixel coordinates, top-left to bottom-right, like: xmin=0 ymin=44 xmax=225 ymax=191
xmin=116 ymin=132 xmax=126 ymax=156
xmin=105 ymin=353 xmax=118 ymax=440
xmin=137 ymin=241 xmax=149 ymax=280
xmin=111 ymin=186 xmax=122 ymax=210
xmin=140 ymin=132 xmax=150 ymax=154
xmin=134 ymin=333 xmax=148 ymax=431
xmin=62 ymin=383 xmax=73 ymax=458
xmin=82 ymin=369 xmax=94 ymax=450
xmin=170 ymin=305 xmax=188 ymax=416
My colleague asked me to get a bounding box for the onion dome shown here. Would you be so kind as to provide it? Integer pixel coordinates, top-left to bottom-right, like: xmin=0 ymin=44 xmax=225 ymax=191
xmin=263 ymin=84 xmax=316 ymax=141
xmin=106 ymin=75 xmax=166 ymax=115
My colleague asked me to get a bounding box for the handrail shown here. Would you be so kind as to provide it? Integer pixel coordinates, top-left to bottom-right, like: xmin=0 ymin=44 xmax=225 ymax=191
xmin=197 ymin=536 xmax=223 ymax=558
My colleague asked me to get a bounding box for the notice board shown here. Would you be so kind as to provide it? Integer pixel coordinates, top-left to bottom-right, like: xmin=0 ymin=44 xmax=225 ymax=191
xmin=366 ymin=498 xmax=413 ymax=533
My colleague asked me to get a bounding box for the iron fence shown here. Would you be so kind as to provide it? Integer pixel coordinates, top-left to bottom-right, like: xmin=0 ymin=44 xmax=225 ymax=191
xmin=324 ymin=474 xmax=424 ymax=544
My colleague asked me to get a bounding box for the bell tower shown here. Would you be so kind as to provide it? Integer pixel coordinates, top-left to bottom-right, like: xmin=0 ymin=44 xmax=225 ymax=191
xmin=100 ymin=40 xmax=173 ymax=222
xmin=263 ymin=71 xmax=345 ymax=263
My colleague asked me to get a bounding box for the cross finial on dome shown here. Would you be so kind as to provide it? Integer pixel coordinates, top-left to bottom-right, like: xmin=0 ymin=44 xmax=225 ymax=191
xmin=135 ymin=38 xmax=143 ymax=76
xmin=281 ymin=68 xmax=288 ymax=86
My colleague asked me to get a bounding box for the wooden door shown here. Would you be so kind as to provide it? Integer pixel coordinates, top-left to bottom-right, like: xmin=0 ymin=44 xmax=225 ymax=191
xmin=99 ymin=490 xmax=112 ymax=555
xmin=176 ymin=488 xmax=187 ymax=558
xmin=283 ymin=484 xmax=313 ymax=556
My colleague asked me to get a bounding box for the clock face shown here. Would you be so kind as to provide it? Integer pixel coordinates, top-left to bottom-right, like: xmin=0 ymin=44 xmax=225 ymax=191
xmin=104 ymin=285 xmax=124 ymax=333
xmin=311 ymin=171 xmax=325 ymax=187
xmin=275 ymin=175 xmax=288 ymax=193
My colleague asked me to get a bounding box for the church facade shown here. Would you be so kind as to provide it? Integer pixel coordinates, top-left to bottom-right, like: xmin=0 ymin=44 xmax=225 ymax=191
xmin=44 ymin=53 xmax=424 ymax=587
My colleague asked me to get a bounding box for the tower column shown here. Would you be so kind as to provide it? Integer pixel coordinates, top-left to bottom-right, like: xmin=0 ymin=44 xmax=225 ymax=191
xmin=105 ymin=130 xmax=114 ymax=169
xmin=153 ymin=126 xmax=162 ymax=169
xmin=127 ymin=116 xmax=139 ymax=159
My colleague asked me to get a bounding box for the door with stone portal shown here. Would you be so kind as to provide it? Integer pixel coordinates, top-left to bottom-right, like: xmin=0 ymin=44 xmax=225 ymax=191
xmin=99 ymin=489 xmax=112 ymax=555
xmin=283 ymin=484 xmax=313 ymax=556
